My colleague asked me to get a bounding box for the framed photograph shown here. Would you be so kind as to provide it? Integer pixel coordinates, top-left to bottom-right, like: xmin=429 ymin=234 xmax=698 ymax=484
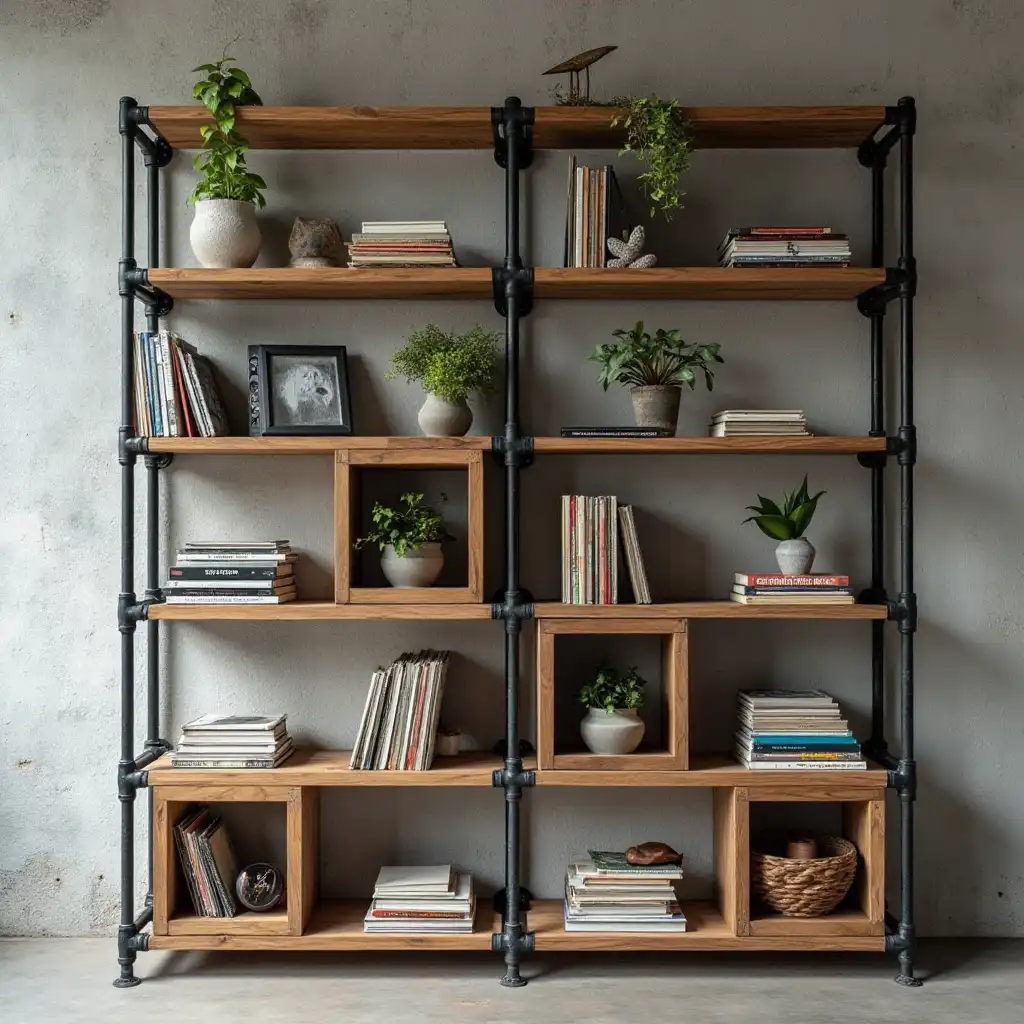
xmin=248 ymin=345 xmax=353 ymax=436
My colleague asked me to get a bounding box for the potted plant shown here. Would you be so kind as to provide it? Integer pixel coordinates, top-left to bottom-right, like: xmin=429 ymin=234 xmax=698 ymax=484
xmin=588 ymin=321 xmax=723 ymax=433
xmin=578 ymin=664 xmax=646 ymax=756
xmin=386 ymin=324 xmax=500 ymax=436
xmin=188 ymin=52 xmax=266 ymax=268
xmin=744 ymin=475 xmax=826 ymax=575
xmin=353 ymin=492 xmax=454 ymax=588
xmin=611 ymin=95 xmax=693 ymax=221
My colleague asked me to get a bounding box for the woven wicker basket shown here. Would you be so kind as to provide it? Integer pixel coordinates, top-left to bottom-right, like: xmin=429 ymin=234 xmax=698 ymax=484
xmin=751 ymin=834 xmax=858 ymax=917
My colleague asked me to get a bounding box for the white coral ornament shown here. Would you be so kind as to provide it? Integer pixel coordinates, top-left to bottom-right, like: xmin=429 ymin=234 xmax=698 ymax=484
xmin=607 ymin=225 xmax=657 ymax=269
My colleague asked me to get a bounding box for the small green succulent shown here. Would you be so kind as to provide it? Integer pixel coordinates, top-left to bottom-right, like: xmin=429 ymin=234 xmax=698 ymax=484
xmin=743 ymin=476 xmax=826 ymax=540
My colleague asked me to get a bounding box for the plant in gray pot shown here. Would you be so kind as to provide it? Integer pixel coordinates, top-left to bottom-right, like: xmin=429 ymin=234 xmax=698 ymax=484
xmin=187 ymin=53 xmax=266 ymax=268
xmin=578 ymin=664 xmax=647 ymax=756
xmin=743 ymin=476 xmax=826 ymax=575
xmin=588 ymin=321 xmax=723 ymax=434
xmin=354 ymin=492 xmax=454 ymax=589
xmin=387 ymin=324 xmax=500 ymax=437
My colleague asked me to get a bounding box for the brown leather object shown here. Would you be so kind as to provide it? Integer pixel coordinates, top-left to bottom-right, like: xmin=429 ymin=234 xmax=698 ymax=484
xmin=625 ymin=841 xmax=682 ymax=866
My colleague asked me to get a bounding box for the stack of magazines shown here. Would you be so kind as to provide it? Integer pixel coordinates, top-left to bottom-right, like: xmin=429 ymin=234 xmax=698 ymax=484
xmin=173 ymin=806 xmax=239 ymax=916
xmin=170 ymin=714 xmax=294 ymax=769
xmin=346 ymin=221 xmax=456 ymax=267
xmin=710 ymin=410 xmax=810 ymax=437
xmin=730 ymin=572 xmax=854 ymax=606
xmin=364 ymin=865 xmax=475 ymax=933
xmin=164 ymin=541 xmax=298 ymax=605
xmin=564 ymin=851 xmax=686 ymax=933
xmin=718 ymin=226 xmax=852 ymax=268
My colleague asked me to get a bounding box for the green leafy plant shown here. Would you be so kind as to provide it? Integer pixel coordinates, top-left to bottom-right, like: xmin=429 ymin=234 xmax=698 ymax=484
xmin=353 ymin=492 xmax=454 ymax=558
xmin=387 ymin=324 xmax=500 ymax=403
xmin=611 ymin=95 xmax=693 ymax=220
xmin=579 ymin=664 xmax=647 ymax=712
xmin=743 ymin=476 xmax=826 ymax=540
xmin=589 ymin=321 xmax=723 ymax=390
xmin=188 ymin=48 xmax=267 ymax=207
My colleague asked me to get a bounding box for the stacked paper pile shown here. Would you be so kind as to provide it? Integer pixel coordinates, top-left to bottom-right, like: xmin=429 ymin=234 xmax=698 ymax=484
xmin=364 ymin=865 xmax=475 ymax=933
xmin=170 ymin=714 xmax=294 ymax=769
xmin=164 ymin=541 xmax=297 ymax=605
xmin=710 ymin=410 xmax=809 ymax=437
xmin=718 ymin=226 xmax=852 ymax=268
xmin=347 ymin=221 xmax=456 ymax=267
xmin=564 ymin=851 xmax=686 ymax=932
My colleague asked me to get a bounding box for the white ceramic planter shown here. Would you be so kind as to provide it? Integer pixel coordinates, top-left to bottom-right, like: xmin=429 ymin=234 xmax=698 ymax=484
xmin=418 ymin=394 xmax=473 ymax=437
xmin=775 ymin=537 xmax=816 ymax=575
xmin=630 ymin=385 xmax=681 ymax=433
xmin=190 ymin=199 xmax=261 ymax=268
xmin=580 ymin=708 xmax=645 ymax=756
xmin=381 ymin=542 xmax=444 ymax=588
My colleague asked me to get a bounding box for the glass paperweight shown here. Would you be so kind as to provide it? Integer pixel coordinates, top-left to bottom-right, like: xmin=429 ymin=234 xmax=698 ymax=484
xmin=235 ymin=862 xmax=284 ymax=912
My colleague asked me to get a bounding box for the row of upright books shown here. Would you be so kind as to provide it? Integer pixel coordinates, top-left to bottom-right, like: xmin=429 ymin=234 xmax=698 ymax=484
xmin=730 ymin=572 xmax=854 ymax=606
xmin=164 ymin=540 xmax=298 ymax=605
xmin=170 ymin=714 xmax=295 ymax=769
xmin=563 ymin=159 xmax=628 ymax=267
xmin=346 ymin=220 xmax=456 ymax=267
xmin=718 ymin=226 xmax=852 ymax=268
xmin=133 ymin=330 xmax=228 ymax=437
xmin=365 ymin=864 xmax=474 ymax=934
xmin=349 ymin=651 xmax=450 ymax=771
xmin=735 ymin=689 xmax=866 ymax=770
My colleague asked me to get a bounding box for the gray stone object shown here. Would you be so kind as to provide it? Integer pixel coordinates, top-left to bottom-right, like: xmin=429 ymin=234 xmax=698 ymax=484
xmin=288 ymin=216 xmax=343 ymax=267
xmin=630 ymin=384 xmax=680 ymax=433
xmin=417 ymin=393 xmax=473 ymax=436
xmin=775 ymin=537 xmax=816 ymax=575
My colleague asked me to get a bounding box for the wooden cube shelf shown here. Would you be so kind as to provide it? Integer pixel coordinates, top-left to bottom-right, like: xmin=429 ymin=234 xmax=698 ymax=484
xmin=333 ymin=448 xmax=484 ymax=604
xmin=535 ymin=617 xmax=689 ymax=771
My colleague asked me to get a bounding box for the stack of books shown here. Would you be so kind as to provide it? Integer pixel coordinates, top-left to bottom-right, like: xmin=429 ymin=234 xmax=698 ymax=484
xmin=349 ymin=651 xmax=450 ymax=770
xmin=164 ymin=541 xmax=298 ymax=605
xmin=364 ymin=865 xmax=475 ymax=933
xmin=133 ymin=330 xmax=228 ymax=437
xmin=735 ymin=690 xmax=866 ymax=770
xmin=563 ymin=159 xmax=628 ymax=267
xmin=170 ymin=714 xmax=294 ymax=769
xmin=718 ymin=227 xmax=852 ymax=268
xmin=346 ymin=221 xmax=456 ymax=267
xmin=730 ymin=572 xmax=854 ymax=606
xmin=564 ymin=851 xmax=686 ymax=933
xmin=173 ymin=806 xmax=240 ymax=916
xmin=710 ymin=410 xmax=810 ymax=437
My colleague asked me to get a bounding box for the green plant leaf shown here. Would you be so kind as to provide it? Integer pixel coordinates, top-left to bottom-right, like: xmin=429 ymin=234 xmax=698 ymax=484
xmin=743 ymin=514 xmax=795 ymax=540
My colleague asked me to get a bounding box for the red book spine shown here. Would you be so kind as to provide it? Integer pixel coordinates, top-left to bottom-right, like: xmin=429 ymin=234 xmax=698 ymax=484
xmin=740 ymin=574 xmax=850 ymax=587
xmin=747 ymin=226 xmax=833 ymax=235
xmin=370 ymin=910 xmax=471 ymax=919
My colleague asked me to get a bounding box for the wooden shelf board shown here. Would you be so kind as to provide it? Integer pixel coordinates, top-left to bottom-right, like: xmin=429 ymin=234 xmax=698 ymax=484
xmin=146 ymin=436 xmax=491 ymax=454
xmin=146 ymin=266 xmax=885 ymax=302
xmin=748 ymin=907 xmax=882 ymax=938
xmin=535 ymin=436 xmax=887 ymax=454
xmin=533 ymin=601 xmax=889 ymax=620
xmin=147 ymin=600 xmax=493 ymax=621
xmin=166 ymin=907 xmax=290 ymax=936
xmin=147 ymin=105 xmax=885 ymax=151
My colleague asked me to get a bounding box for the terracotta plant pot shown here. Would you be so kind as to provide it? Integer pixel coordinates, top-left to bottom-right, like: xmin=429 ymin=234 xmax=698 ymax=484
xmin=580 ymin=708 xmax=645 ymax=755
xmin=630 ymin=385 xmax=680 ymax=433
xmin=380 ymin=542 xmax=444 ymax=588
xmin=418 ymin=394 xmax=473 ymax=437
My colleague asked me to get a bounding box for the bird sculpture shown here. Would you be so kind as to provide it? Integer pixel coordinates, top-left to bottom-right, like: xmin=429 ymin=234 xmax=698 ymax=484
xmin=607 ymin=225 xmax=657 ymax=268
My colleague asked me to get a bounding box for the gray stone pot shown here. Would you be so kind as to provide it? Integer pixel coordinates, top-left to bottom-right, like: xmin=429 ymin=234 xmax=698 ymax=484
xmin=381 ymin=542 xmax=444 ymax=588
xmin=418 ymin=394 xmax=472 ymax=437
xmin=580 ymin=708 xmax=645 ymax=756
xmin=190 ymin=199 xmax=261 ymax=268
xmin=775 ymin=537 xmax=816 ymax=575
xmin=630 ymin=385 xmax=681 ymax=433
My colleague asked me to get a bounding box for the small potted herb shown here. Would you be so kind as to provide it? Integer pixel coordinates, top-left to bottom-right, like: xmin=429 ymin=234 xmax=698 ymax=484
xmin=353 ymin=492 xmax=454 ymax=588
xmin=188 ymin=51 xmax=266 ymax=268
xmin=744 ymin=475 xmax=826 ymax=575
xmin=578 ymin=664 xmax=646 ymax=755
xmin=387 ymin=324 xmax=500 ymax=436
xmin=588 ymin=321 xmax=723 ymax=433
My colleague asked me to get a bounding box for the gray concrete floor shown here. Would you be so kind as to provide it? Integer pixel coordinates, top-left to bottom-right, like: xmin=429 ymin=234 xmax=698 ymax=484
xmin=1 ymin=939 xmax=1021 ymax=1023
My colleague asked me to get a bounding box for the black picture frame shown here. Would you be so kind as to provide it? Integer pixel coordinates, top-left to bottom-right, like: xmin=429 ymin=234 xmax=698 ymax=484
xmin=248 ymin=344 xmax=353 ymax=437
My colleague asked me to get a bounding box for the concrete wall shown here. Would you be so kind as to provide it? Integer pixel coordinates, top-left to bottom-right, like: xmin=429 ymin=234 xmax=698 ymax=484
xmin=1 ymin=0 xmax=1022 ymax=937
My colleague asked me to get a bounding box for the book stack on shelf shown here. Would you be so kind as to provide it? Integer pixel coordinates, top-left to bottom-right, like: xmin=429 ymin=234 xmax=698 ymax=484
xmin=564 ymin=851 xmax=687 ymax=933
xmin=349 ymin=651 xmax=450 ymax=770
xmin=718 ymin=227 xmax=852 ymax=268
xmin=730 ymin=572 xmax=854 ymax=606
xmin=346 ymin=221 xmax=456 ymax=267
xmin=735 ymin=689 xmax=866 ymax=770
xmin=164 ymin=541 xmax=298 ymax=605
xmin=364 ymin=865 xmax=475 ymax=934
xmin=133 ymin=330 xmax=228 ymax=437
xmin=170 ymin=714 xmax=294 ymax=769
xmin=710 ymin=410 xmax=810 ymax=437
xmin=173 ymin=806 xmax=240 ymax=916
xmin=563 ymin=158 xmax=628 ymax=267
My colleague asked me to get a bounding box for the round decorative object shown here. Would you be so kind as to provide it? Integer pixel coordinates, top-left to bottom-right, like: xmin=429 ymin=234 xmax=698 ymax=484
xmin=435 ymin=728 xmax=462 ymax=757
xmin=630 ymin=385 xmax=681 ymax=433
xmin=775 ymin=537 xmax=816 ymax=575
xmin=288 ymin=216 xmax=343 ymax=267
xmin=580 ymin=707 xmax=645 ymax=756
xmin=235 ymin=863 xmax=284 ymax=912
xmin=381 ymin=542 xmax=444 ymax=588
xmin=418 ymin=394 xmax=473 ymax=437
xmin=190 ymin=198 xmax=261 ymax=268
xmin=751 ymin=834 xmax=858 ymax=918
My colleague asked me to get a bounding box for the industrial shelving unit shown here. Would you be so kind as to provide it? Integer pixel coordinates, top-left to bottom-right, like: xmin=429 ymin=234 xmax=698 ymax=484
xmin=113 ymin=96 xmax=919 ymax=987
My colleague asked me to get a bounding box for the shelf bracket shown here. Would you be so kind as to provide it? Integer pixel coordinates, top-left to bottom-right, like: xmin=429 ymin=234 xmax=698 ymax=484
xmin=857 ymin=433 xmax=911 ymax=469
xmin=143 ymin=452 xmax=174 ymax=471
xmin=492 ymin=265 xmax=534 ymax=318
xmin=491 ymin=433 xmax=534 ymax=468
xmin=491 ymin=591 xmax=535 ymax=625
xmin=887 ymin=591 xmax=918 ymax=634
xmin=118 ymin=593 xmax=159 ymax=631
xmin=491 ymin=97 xmax=534 ymax=170
xmin=118 ymin=260 xmax=173 ymax=317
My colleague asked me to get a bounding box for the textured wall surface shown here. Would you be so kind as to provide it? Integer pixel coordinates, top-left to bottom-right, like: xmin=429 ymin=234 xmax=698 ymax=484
xmin=0 ymin=0 xmax=1022 ymax=937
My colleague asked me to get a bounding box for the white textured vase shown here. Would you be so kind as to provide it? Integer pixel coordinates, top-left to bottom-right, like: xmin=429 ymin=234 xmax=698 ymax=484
xmin=580 ymin=708 xmax=645 ymax=756
xmin=189 ymin=199 xmax=261 ymax=268
xmin=418 ymin=394 xmax=473 ymax=437
xmin=381 ymin=542 xmax=444 ymax=588
xmin=775 ymin=537 xmax=816 ymax=575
